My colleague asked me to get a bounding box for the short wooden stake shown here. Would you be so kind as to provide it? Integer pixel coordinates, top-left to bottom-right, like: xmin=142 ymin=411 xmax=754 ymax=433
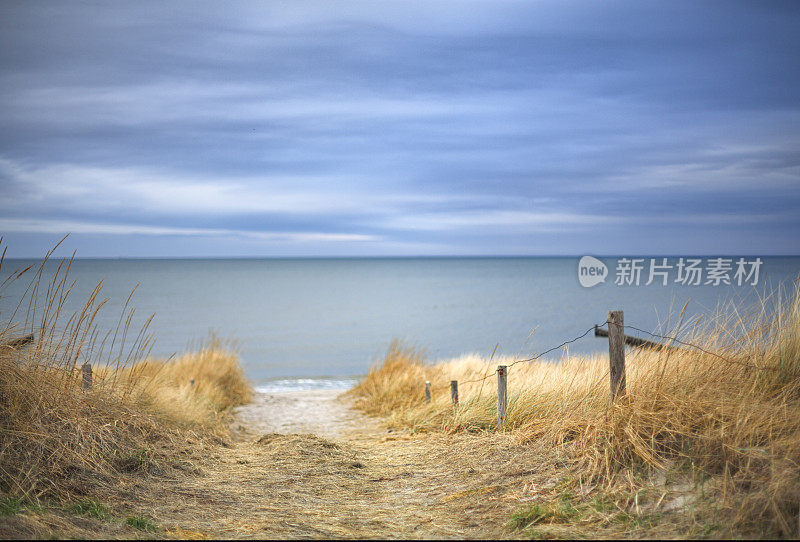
xmin=497 ymin=365 xmax=507 ymax=427
xmin=425 ymin=381 xmax=431 ymax=404
xmin=81 ymin=363 xmax=92 ymax=390
xmin=450 ymin=380 xmax=458 ymax=406
xmin=608 ymin=310 xmax=626 ymax=402
xmin=0 ymin=333 xmax=34 ymax=349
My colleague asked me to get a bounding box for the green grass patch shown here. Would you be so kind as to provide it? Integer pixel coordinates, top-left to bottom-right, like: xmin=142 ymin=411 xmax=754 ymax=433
xmin=126 ymin=515 xmax=159 ymax=533
xmin=67 ymin=498 xmax=111 ymax=519
xmin=508 ymin=484 xmax=668 ymax=535
xmin=589 ymin=494 xmax=616 ymax=515
xmin=615 ymin=509 xmax=661 ymax=531
xmin=0 ymin=497 xmax=24 ymax=517
xmin=0 ymin=497 xmax=44 ymax=517
xmin=508 ymin=500 xmax=582 ymax=531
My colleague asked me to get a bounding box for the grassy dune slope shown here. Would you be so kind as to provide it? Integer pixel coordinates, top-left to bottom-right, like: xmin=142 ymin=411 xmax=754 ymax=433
xmin=350 ymin=289 xmax=800 ymax=538
xmin=0 ymin=245 xmax=251 ymax=538
xmin=0 ymin=339 xmax=251 ymax=534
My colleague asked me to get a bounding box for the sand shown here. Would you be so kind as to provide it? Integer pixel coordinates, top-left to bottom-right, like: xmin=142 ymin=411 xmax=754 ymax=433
xmin=233 ymin=389 xmax=379 ymax=439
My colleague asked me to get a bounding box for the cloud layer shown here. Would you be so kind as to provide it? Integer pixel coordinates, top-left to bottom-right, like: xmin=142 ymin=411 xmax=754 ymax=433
xmin=1 ymin=1 xmax=799 ymax=256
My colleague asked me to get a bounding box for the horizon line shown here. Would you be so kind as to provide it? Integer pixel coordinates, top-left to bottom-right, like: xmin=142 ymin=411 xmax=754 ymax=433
xmin=3 ymin=254 xmax=798 ymax=261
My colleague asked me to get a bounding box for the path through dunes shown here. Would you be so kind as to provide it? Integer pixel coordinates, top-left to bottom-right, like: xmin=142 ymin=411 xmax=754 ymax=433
xmin=131 ymin=390 xmax=565 ymax=539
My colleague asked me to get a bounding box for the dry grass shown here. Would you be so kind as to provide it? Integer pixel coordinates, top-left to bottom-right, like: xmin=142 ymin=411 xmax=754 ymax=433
xmin=0 ymin=239 xmax=251 ymax=515
xmin=350 ymin=287 xmax=800 ymax=537
xmin=107 ymin=428 xmax=573 ymax=539
xmin=95 ymin=337 xmax=251 ymax=432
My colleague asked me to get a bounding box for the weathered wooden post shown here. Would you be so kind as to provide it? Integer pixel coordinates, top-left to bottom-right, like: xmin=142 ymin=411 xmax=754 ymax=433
xmin=608 ymin=310 xmax=626 ymax=402
xmin=425 ymin=381 xmax=431 ymax=404
xmin=450 ymin=380 xmax=458 ymax=406
xmin=0 ymin=334 xmax=34 ymax=349
xmin=81 ymin=363 xmax=92 ymax=389
xmin=497 ymin=365 xmax=507 ymax=427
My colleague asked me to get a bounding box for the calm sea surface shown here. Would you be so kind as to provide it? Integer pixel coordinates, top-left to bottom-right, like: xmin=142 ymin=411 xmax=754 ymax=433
xmin=2 ymin=257 xmax=798 ymax=390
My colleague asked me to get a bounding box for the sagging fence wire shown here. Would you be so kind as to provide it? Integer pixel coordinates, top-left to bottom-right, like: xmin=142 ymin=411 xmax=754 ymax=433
xmin=456 ymin=320 xmax=610 ymax=386
xmin=614 ymin=321 xmax=781 ymax=373
xmin=431 ymin=314 xmax=780 ymax=397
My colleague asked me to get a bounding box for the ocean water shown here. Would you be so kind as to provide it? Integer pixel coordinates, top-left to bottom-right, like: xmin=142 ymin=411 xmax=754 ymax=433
xmin=1 ymin=257 xmax=798 ymax=389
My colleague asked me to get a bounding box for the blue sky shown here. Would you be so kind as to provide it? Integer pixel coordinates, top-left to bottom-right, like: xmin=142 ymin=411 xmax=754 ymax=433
xmin=1 ymin=1 xmax=799 ymax=257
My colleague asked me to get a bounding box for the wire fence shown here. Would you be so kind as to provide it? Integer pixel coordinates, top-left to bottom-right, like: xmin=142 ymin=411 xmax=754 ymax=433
xmin=457 ymin=321 xmax=609 ymax=385
xmin=435 ymin=311 xmax=779 ymax=392
xmin=618 ymin=321 xmax=780 ymax=372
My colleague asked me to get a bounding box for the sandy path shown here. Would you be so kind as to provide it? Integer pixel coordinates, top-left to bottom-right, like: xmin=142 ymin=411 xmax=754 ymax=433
xmin=119 ymin=390 xmax=562 ymax=539
xmin=232 ymin=390 xmax=379 ymax=439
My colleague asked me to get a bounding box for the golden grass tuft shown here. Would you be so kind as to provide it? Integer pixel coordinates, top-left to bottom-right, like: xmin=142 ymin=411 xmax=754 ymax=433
xmin=98 ymin=337 xmax=252 ymax=431
xmin=350 ymin=286 xmax=800 ymax=537
xmin=0 ymin=240 xmax=251 ymax=504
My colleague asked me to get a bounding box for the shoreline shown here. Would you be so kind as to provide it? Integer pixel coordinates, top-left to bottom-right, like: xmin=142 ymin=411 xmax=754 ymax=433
xmin=251 ymin=377 xmax=359 ymax=394
xmin=233 ymin=388 xmax=378 ymax=440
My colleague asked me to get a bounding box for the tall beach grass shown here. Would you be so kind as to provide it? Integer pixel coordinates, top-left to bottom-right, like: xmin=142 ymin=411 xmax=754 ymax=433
xmin=350 ymin=286 xmax=800 ymax=536
xmin=0 ymin=239 xmax=251 ymax=504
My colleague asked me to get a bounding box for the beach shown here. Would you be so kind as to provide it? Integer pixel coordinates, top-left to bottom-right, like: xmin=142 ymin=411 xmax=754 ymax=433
xmin=233 ymin=389 xmax=374 ymax=439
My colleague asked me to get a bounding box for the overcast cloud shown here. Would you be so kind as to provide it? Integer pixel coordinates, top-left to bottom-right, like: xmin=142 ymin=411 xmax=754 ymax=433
xmin=1 ymin=1 xmax=799 ymax=257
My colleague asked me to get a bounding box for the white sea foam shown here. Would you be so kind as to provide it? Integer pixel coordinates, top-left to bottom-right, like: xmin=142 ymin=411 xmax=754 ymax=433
xmin=255 ymin=377 xmax=359 ymax=393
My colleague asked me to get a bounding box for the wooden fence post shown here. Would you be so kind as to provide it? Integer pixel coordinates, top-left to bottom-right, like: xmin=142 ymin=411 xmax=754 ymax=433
xmin=425 ymin=381 xmax=431 ymax=404
xmin=608 ymin=310 xmax=626 ymax=402
xmin=81 ymin=363 xmax=92 ymax=390
xmin=0 ymin=334 xmax=34 ymax=349
xmin=450 ymin=380 xmax=458 ymax=406
xmin=497 ymin=365 xmax=507 ymax=427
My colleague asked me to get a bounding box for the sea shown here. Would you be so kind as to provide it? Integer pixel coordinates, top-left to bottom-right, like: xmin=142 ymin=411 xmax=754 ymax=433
xmin=1 ymin=257 xmax=798 ymax=391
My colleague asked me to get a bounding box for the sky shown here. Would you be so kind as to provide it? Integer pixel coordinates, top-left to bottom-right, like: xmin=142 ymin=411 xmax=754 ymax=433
xmin=1 ymin=1 xmax=799 ymax=258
